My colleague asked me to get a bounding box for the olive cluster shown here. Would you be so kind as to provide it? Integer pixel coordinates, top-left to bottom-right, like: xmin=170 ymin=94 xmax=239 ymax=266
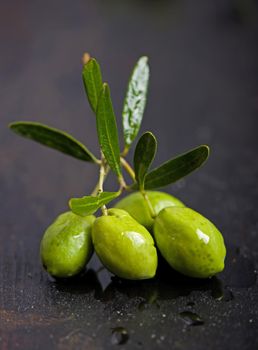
xmin=10 ymin=55 xmax=226 ymax=282
xmin=41 ymin=191 xmax=226 ymax=280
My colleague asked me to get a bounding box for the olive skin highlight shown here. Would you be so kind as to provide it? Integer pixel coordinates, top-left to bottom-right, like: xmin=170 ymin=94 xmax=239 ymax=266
xmin=92 ymin=208 xmax=158 ymax=280
xmin=115 ymin=191 xmax=185 ymax=231
xmin=154 ymin=207 xmax=226 ymax=278
xmin=40 ymin=211 xmax=95 ymax=278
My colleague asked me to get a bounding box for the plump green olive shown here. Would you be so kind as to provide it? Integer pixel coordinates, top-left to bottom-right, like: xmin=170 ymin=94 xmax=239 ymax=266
xmin=115 ymin=191 xmax=184 ymax=231
xmin=92 ymin=208 xmax=158 ymax=280
xmin=154 ymin=207 xmax=226 ymax=278
xmin=40 ymin=211 xmax=95 ymax=278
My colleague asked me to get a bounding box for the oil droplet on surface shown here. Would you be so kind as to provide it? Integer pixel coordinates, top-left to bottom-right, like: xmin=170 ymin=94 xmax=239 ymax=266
xmin=210 ymin=278 xmax=234 ymax=301
xmin=179 ymin=311 xmax=204 ymax=326
xmin=210 ymin=279 xmax=224 ymax=300
xmin=111 ymin=327 xmax=129 ymax=345
xmin=223 ymin=287 xmax=234 ymax=301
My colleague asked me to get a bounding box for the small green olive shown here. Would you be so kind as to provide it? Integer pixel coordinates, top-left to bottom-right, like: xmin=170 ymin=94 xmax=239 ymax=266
xmin=115 ymin=191 xmax=184 ymax=231
xmin=154 ymin=207 xmax=226 ymax=278
xmin=40 ymin=211 xmax=95 ymax=278
xmin=92 ymin=208 xmax=158 ymax=280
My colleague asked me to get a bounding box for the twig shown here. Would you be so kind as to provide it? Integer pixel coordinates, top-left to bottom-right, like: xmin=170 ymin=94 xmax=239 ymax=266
xmin=120 ymin=157 xmax=135 ymax=181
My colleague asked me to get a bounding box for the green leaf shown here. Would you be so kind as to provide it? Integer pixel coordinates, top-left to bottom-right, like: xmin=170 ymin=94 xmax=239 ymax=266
xmin=96 ymin=83 xmax=122 ymax=177
xmin=122 ymin=56 xmax=150 ymax=149
xmin=143 ymin=145 xmax=210 ymax=189
xmin=9 ymin=121 xmax=97 ymax=163
xmin=69 ymin=191 xmax=120 ymax=216
xmin=134 ymin=131 xmax=157 ymax=190
xmin=82 ymin=58 xmax=103 ymax=113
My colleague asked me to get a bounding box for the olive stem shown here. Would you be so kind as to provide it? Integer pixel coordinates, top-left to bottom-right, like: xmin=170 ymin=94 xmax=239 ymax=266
xmin=91 ymin=154 xmax=129 ymax=205
xmin=141 ymin=190 xmax=156 ymax=219
xmin=98 ymin=152 xmax=108 ymax=216
xmin=121 ymin=157 xmax=135 ymax=181
xmin=118 ymin=175 xmax=127 ymax=191
xmin=121 ymin=146 xmax=129 ymax=157
xmin=91 ymin=165 xmax=110 ymax=196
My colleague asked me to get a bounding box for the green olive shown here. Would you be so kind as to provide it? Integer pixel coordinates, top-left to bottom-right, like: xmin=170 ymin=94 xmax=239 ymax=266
xmin=115 ymin=191 xmax=184 ymax=231
xmin=92 ymin=208 xmax=158 ymax=280
xmin=40 ymin=211 xmax=95 ymax=278
xmin=154 ymin=207 xmax=226 ymax=278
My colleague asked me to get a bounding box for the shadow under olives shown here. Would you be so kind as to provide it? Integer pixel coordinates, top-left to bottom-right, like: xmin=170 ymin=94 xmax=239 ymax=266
xmin=45 ymin=244 xmax=256 ymax=305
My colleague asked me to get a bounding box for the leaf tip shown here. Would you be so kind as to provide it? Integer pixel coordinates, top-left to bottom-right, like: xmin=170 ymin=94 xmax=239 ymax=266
xmin=144 ymin=130 xmax=156 ymax=139
xmin=139 ymin=56 xmax=149 ymax=64
xmin=8 ymin=121 xmax=23 ymax=132
xmin=8 ymin=122 xmax=15 ymax=129
xmin=82 ymin=52 xmax=91 ymax=65
xmin=101 ymin=82 xmax=112 ymax=101
xmin=202 ymin=144 xmax=210 ymax=157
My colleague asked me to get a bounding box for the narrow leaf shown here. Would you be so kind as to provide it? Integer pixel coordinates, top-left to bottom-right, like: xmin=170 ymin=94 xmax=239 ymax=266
xmin=143 ymin=145 xmax=210 ymax=189
xmin=123 ymin=56 xmax=150 ymax=149
xmin=82 ymin=58 xmax=103 ymax=113
xmin=9 ymin=121 xmax=97 ymax=162
xmin=69 ymin=191 xmax=120 ymax=216
xmin=134 ymin=131 xmax=157 ymax=190
xmin=96 ymin=83 xmax=122 ymax=177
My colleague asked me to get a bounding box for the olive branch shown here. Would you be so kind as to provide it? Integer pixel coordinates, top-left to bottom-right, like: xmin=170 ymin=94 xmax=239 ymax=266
xmin=9 ymin=53 xmax=209 ymax=217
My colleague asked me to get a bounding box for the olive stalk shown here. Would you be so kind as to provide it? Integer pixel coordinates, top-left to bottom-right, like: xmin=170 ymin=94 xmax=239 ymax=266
xmin=91 ymin=151 xmax=156 ymax=218
xmin=90 ymin=154 xmax=134 ymax=204
xmin=90 ymin=156 xmax=131 ymax=196
xmin=91 ymin=164 xmax=110 ymax=196
xmin=98 ymin=152 xmax=108 ymax=215
xmin=121 ymin=146 xmax=129 ymax=157
xmin=120 ymin=157 xmax=135 ymax=181
xmin=141 ymin=191 xmax=156 ymax=219
xmin=120 ymin=157 xmax=156 ymax=219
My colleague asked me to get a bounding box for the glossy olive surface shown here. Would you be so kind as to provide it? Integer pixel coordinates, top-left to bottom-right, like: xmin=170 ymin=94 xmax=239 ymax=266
xmin=92 ymin=208 xmax=158 ymax=280
xmin=115 ymin=191 xmax=185 ymax=231
xmin=40 ymin=211 xmax=95 ymax=278
xmin=154 ymin=207 xmax=226 ymax=278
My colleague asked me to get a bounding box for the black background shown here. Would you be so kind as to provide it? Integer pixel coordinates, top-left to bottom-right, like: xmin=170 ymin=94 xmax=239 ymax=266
xmin=1 ymin=1 xmax=258 ymax=349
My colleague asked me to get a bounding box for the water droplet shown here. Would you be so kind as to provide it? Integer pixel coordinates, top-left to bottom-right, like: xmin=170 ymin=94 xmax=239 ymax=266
xmin=210 ymin=278 xmax=234 ymax=301
xmin=111 ymin=327 xmax=129 ymax=345
xmin=210 ymin=278 xmax=224 ymax=300
xmin=179 ymin=311 xmax=204 ymax=326
xmin=223 ymin=287 xmax=234 ymax=302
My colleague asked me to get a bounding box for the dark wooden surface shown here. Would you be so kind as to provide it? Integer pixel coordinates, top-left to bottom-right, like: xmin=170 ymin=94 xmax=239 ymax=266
xmin=1 ymin=0 xmax=258 ymax=349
